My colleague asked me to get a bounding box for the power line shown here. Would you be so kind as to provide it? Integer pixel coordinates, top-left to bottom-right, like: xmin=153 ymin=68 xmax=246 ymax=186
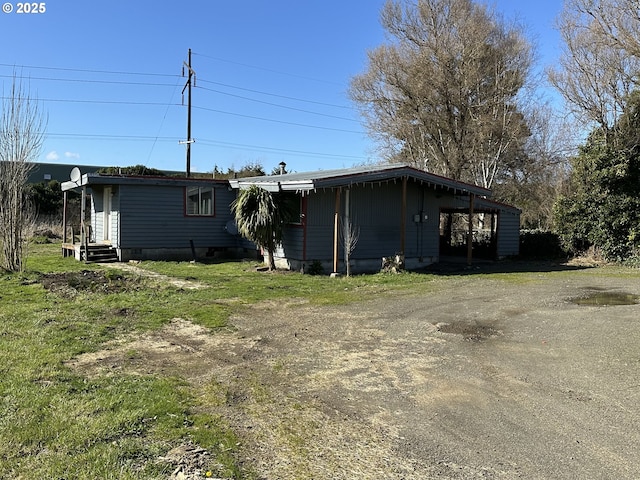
xmin=0 ymin=96 xmax=180 ymax=107
xmin=197 ymin=78 xmax=351 ymax=109
xmin=148 ymin=79 xmax=183 ymax=163
xmin=1 ymin=61 xmax=352 ymax=110
xmin=196 ymin=84 xmax=359 ymax=123
xmin=0 ymin=62 xmax=179 ymax=78
xmin=1 ymin=61 xmax=356 ymax=118
xmin=0 ymin=73 xmax=177 ymax=87
xmin=16 ymin=94 xmax=361 ymax=134
xmin=192 ymin=105 xmax=363 ymax=134
xmin=2 ymin=59 xmax=368 ymax=159
xmin=44 ymin=132 xmax=368 ymax=160
xmin=197 ymin=139 xmax=367 ymax=160
xmin=47 ymin=133 xmax=183 ymax=142
xmin=192 ymin=52 xmax=343 ymax=86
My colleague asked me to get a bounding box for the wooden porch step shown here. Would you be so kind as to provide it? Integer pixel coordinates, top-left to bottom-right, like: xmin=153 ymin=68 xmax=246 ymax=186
xmin=84 ymin=245 xmax=119 ymax=263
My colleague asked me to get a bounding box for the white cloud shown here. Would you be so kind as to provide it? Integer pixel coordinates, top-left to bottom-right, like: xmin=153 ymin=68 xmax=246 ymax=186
xmin=46 ymin=151 xmax=59 ymax=161
xmin=64 ymin=151 xmax=80 ymax=160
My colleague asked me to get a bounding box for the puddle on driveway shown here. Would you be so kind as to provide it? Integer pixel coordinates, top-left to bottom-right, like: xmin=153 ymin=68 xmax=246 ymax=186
xmin=571 ymin=291 xmax=639 ymax=306
xmin=436 ymin=322 xmax=500 ymax=341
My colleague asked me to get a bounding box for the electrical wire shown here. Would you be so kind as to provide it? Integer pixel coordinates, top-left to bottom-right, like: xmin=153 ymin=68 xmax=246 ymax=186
xmin=2 ymin=59 xmax=368 ymax=160
xmin=0 ymin=62 xmax=179 ymax=78
xmin=44 ymin=133 xmax=369 ymax=160
xmin=196 ymin=84 xmax=359 ymax=123
xmin=192 ymin=105 xmax=363 ymax=134
xmin=5 ymin=94 xmax=363 ymax=134
xmin=197 ymin=139 xmax=367 ymax=160
xmin=192 ymin=52 xmax=343 ymax=86
xmin=197 ymin=78 xmax=351 ymax=109
xmin=0 ymin=73 xmax=177 ymax=87
xmin=147 ymin=79 xmax=183 ymax=162
xmin=0 ymin=96 xmax=180 ymax=107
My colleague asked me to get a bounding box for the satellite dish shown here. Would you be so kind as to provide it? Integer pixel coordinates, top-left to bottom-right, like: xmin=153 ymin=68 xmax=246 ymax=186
xmin=70 ymin=167 xmax=81 ymax=183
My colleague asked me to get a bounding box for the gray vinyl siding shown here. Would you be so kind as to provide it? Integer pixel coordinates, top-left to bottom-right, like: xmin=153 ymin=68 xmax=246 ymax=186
xmin=117 ymin=184 xmax=238 ymax=249
xmin=279 ymin=226 xmax=304 ymax=260
xmin=276 ymin=180 xmax=520 ymax=267
xmin=404 ymin=187 xmax=441 ymax=259
xmin=287 ymin=182 xmax=445 ymax=264
xmin=348 ymin=185 xmax=402 ymax=258
xmin=497 ymin=210 xmax=520 ymax=257
xmin=302 ymin=190 xmax=337 ymax=260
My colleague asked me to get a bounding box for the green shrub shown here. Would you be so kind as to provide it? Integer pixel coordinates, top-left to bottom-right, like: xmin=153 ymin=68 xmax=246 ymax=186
xmin=306 ymin=260 xmax=324 ymax=275
xmin=519 ymin=230 xmax=567 ymax=260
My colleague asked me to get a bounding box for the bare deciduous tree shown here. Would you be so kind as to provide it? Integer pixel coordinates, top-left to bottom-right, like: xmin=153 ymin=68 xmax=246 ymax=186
xmin=350 ymin=0 xmax=534 ymax=189
xmin=0 ymin=76 xmax=46 ymax=272
xmin=340 ymin=216 xmax=360 ymax=277
xmin=548 ymin=0 xmax=640 ymax=137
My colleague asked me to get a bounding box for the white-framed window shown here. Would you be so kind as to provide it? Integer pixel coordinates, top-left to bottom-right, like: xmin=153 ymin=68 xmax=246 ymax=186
xmin=186 ymin=186 xmax=214 ymax=216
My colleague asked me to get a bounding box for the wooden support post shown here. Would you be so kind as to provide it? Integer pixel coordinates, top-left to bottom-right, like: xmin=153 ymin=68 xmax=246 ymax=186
xmin=467 ymin=194 xmax=474 ymax=266
xmin=333 ymin=188 xmax=341 ymax=274
xmin=400 ymin=176 xmax=407 ymax=255
xmin=81 ymin=186 xmax=88 ymax=261
xmin=62 ymin=190 xmax=68 ymax=245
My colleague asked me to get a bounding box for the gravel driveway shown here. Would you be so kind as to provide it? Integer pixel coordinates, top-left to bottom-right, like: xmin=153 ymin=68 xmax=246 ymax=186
xmin=219 ymin=264 xmax=640 ymax=479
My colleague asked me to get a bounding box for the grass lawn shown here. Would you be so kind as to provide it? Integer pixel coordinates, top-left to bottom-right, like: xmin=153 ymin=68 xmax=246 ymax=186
xmin=0 ymin=243 xmax=448 ymax=479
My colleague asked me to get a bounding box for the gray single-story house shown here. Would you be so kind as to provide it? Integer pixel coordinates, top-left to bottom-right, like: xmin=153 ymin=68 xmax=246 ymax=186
xmin=61 ymin=163 xmax=520 ymax=271
xmin=229 ymin=164 xmax=520 ymax=272
xmin=61 ymin=173 xmax=253 ymax=262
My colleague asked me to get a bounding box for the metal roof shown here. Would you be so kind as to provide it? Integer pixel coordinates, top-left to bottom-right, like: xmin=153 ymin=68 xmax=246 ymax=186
xmin=228 ymin=163 xmax=491 ymax=197
xmin=61 ymin=172 xmax=227 ymax=192
xmin=60 ymin=163 xmax=494 ymax=200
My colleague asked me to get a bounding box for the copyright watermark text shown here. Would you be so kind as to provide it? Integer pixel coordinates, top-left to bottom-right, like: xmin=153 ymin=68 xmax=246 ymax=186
xmin=3 ymin=2 xmax=47 ymax=14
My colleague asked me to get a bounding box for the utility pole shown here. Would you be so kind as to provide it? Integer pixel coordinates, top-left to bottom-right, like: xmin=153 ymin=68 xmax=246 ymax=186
xmin=181 ymin=48 xmax=196 ymax=177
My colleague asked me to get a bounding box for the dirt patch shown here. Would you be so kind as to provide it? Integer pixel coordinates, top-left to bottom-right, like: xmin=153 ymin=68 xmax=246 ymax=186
xmin=102 ymin=262 xmax=207 ymax=290
xmin=66 ymin=318 xmax=261 ymax=383
xmin=65 ymin=266 xmax=640 ymax=479
xmin=39 ymin=270 xmax=143 ymax=296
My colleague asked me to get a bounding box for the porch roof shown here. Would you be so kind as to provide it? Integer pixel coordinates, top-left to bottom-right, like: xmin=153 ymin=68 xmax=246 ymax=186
xmin=228 ymin=163 xmax=491 ymax=197
xmin=61 ymin=173 xmax=228 ymax=192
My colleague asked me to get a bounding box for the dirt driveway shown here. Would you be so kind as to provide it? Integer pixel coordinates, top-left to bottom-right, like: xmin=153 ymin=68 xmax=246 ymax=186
xmin=72 ymin=263 xmax=640 ymax=479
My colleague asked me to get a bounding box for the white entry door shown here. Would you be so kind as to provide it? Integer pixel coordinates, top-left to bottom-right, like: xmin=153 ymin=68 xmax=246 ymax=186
xmin=103 ymin=187 xmax=112 ymax=242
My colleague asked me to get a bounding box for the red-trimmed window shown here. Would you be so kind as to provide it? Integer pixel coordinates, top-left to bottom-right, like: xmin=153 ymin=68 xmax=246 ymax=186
xmin=186 ymin=186 xmax=214 ymax=216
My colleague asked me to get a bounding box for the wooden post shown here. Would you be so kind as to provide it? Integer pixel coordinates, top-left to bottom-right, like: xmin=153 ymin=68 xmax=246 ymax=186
xmin=400 ymin=176 xmax=407 ymax=255
xmin=344 ymin=188 xmax=350 ymax=276
xmin=333 ymin=188 xmax=341 ymax=273
xmin=81 ymin=186 xmax=88 ymax=261
xmin=62 ymin=190 xmax=68 ymax=244
xmin=467 ymin=194 xmax=474 ymax=266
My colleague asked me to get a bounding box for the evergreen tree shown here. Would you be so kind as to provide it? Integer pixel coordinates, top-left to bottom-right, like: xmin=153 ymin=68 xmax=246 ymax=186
xmin=554 ymin=92 xmax=640 ymax=261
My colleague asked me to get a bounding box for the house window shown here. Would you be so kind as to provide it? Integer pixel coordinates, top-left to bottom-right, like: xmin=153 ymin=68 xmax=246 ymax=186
xmin=288 ymin=194 xmax=303 ymax=225
xmin=186 ymin=186 xmax=214 ymax=216
xmin=278 ymin=192 xmax=302 ymax=225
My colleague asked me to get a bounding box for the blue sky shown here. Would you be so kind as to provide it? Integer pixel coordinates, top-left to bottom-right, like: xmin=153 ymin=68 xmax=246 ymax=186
xmin=1 ymin=0 xmax=563 ymax=175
